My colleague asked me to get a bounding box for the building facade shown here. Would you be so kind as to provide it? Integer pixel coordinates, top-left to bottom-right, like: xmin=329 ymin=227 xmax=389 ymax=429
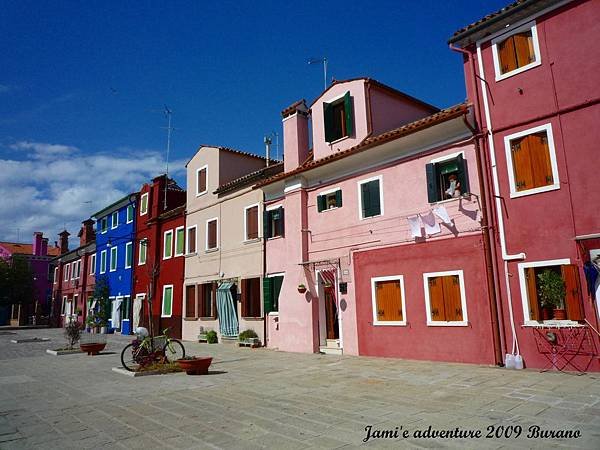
xmin=449 ymin=0 xmax=600 ymax=370
xmin=93 ymin=194 xmax=137 ymax=334
xmin=133 ymin=175 xmax=186 ymax=339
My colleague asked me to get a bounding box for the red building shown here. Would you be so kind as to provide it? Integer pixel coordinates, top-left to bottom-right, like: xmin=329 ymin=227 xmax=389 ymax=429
xmin=450 ymin=0 xmax=600 ymax=370
xmin=133 ymin=175 xmax=186 ymax=339
xmin=51 ymin=220 xmax=96 ymax=327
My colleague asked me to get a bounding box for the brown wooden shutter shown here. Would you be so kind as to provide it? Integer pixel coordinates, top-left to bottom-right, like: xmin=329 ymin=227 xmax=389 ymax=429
xmin=514 ymin=31 xmax=533 ymax=67
xmin=498 ymin=36 xmax=517 ymax=74
xmin=562 ymin=265 xmax=584 ymax=321
xmin=188 ymin=227 xmax=196 ymax=253
xmin=241 ymin=279 xmax=248 ymax=317
xmin=251 ymin=278 xmax=261 ymax=317
xmin=442 ymin=275 xmax=463 ymax=321
xmin=528 ymin=132 xmax=553 ymax=189
xmin=208 ymin=220 xmax=217 ymax=248
xmin=525 ymin=267 xmax=541 ymax=321
xmin=428 ymin=277 xmax=446 ymax=321
xmin=185 ymin=285 xmax=196 ymax=318
xmin=511 ymin=136 xmax=534 ymax=191
xmin=198 ymin=168 xmax=207 ymax=193
xmin=376 ymin=280 xmax=402 ymax=321
xmin=211 ymin=282 xmax=217 ymax=318
xmin=246 ymin=206 xmax=258 ymax=239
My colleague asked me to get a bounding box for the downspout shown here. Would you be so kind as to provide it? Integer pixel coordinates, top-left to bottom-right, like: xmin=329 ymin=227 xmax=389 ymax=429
xmin=450 ymin=43 xmax=505 ymax=365
xmin=475 ymin=44 xmax=526 ymax=362
xmin=261 ymin=193 xmax=268 ymax=348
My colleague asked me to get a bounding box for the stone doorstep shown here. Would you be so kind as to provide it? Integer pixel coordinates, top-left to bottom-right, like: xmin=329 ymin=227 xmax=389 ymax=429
xmin=111 ymin=367 xmax=183 ymax=378
xmin=10 ymin=338 xmax=51 ymax=343
xmin=46 ymin=349 xmax=83 ymax=356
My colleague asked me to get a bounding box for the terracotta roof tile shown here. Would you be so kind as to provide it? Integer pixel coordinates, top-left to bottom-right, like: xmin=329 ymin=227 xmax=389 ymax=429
xmin=215 ymin=162 xmax=284 ymax=195
xmin=0 ymin=242 xmax=61 ymax=257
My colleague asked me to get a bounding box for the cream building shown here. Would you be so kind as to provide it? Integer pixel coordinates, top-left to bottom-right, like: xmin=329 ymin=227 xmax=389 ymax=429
xmin=182 ymin=145 xmax=282 ymax=342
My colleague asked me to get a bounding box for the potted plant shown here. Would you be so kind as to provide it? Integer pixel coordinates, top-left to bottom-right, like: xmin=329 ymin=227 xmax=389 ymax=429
xmin=239 ymin=329 xmax=260 ymax=347
xmin=537 ymin=269 xmax=567 ymax=320
xmin=177 ymin=356 xmax=213 ymax=375
xmin=206 ymin=330 xmax=218 ymax=344
xmin=297 ymin=284 xmax=307 ymax=294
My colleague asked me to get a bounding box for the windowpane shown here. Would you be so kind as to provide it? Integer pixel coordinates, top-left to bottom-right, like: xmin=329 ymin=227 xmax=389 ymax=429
xmin=185 ymin=285 xmax=196 ymax=318
xmin=246 ymin=206 xmax=259 ymax=240
xmin=162 ymin=286 xmax=173 ymax=316
xmin=164 ymin=231 xmax=173 ymax=258
xmin=201 ymin=283 xmax=214 ymax=317
xmin=207 ymin=220 xmax=217 ymax=249
xmin=374 ymin=280 xmax=403 ymax=322
xmin=361 ymin=180 xmax=381 ymax=218
xmin=428 ymin=274 xmax=464 ymax=323
xmin=140 ymin=193 xmax=148 ymax=215
xmin=498 ymin=28 xmax=536 ymax=75
xmin=110 ymin=247 xmax=117 ymax=271
xmin=176 ymin=228 xmax=185 ymax=255
xmin=127 ymin=205 xmax=134 ymax=223
xmin=197 ymin=168 xmax=207 ymax=194
xmin=511 ymin=131 xmax=553 ymax=192
xmin=112 ymin=211 xmax=118 ymax=229
xmin=139 ymin=241 xmax=147 ymax=265
xmin=125 ymin=243 xmax=132 ymax=268
xmin=187 ymin=227 xmax=196 ymax=253
xmin=242 ymin=278 xmax=261 ymax=318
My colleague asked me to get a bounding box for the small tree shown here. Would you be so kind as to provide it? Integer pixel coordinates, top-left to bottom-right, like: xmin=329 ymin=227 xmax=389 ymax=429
xmin=64 ymin=321 xmax=82 ymax=349
xmin=537 ymin=269 xmax=565 ymax=309
xmin=93 ymin=276 xmax=110 ymax=328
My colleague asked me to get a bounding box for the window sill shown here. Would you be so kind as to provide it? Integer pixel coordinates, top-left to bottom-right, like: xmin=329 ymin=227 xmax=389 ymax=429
xmin=243 ymin=238 xmax=261 ymax=244
xmin=163 ymin=256 xmax=172 ymax=261
xmin=196 ymin=191 xmax=208 ymax=197
xmin=160 ymin=315 xmax=172 ymax=319
xmin=185 ymin=252 xmax=198 ymax=257
xmin=360 ymin=213 xmax=382 ymax=221
xmin=267 ymin=311 xmax=279 ymax=316
xmin=426 ymin=321 xmax=469 ymax=327
xmin=522 ymin=320 xmax=583 ymax=328
xmin=266 ymin=235 xmax=283 ymax=241
xmin=183 ymin=317 xmax=198 ymax=321
xmin=205 ymin=248 xmax=219 ymax=253
xmin=327 ymin=135 xmax=350 ymax=146
xmin=495 ymin=60 xmax=541 ymax=82
xmin=373 ymin=321 xmax=406 ymax=327
xmin=199 ymin=317 xmax=217 ymax=321
xmin=429 ymin=194 xmax=470 ymax=206
xmin=320 ymin=206 xmax=340 ymax=213
xmin=509 ymin=184 xmax=560 ymax=199
xmin=241 ymin=316 xmax=264 ymax=320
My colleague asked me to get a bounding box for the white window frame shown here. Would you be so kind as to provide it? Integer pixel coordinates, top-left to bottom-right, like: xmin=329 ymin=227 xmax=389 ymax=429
xmin=100 ymin=250 xmax=107 ymax=274
xmin=72 ymin=260 xmax=80 ymax=280
xmin=124 ymin=242 xmax=133 ymax=269
xmin=423 ymin=270 xmax=469 ymax=327
xmin=504 ymin=123 xmax=560 ymax=199
xmin=517 ymin=258 xmax=572 ymax=326
xmin=205 ymin=217 xmax=219 ymax=251
xmin=186 ymin=225 xmax=197 ymax=255
xmin=317 ymin=187 xmax=342 ymax=212
xmin=371 ymin=275 xmax=407 ymax=326
xmin=174 ymin=226 xmax=185 ymax=257
xmin=138 ymin=239 xmax=147 ymax=265
xmin=89 ymin=253 xmax=96 ymax=275
xmin=61 ymin=296 xmax=67 ymax=315
xmin=196 ymin=165 xmax=208 ymax=197
xmin=492 ymin=21 xmax=542 ymax=82
xmin=140 ymin=192 xmax=149 ymax=216
xmin=109 ymin=246 xmax=118 ymax=272
xmin=126 ymin=205 xmax=134 ymax=223
xmin=53 ymin=267 xmax=58 ymax=284
xmin=243 ymin=203 xmax=260 ymax=242
xmin=64 ymin=263 xmax=70 ymax=281
xmin=163 ymin=229 xmax=173 ymax=260
xmin=111 ymin=211 xmax=118 ymax=229
xmin=100 ymin=217 xmax=108 ymax=234
xmin=357 ymin=175 xmax=384 ymax=220
xmin=161 ymin=284 xmax=174 ymax=318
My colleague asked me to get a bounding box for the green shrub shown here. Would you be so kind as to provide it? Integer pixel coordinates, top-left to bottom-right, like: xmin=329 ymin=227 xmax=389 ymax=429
xmin=537 ymin=269 xmax=565 ymax=309
xmin=64 ymin=321 xmax=82 ymax=350
xmin=206 ymin=330 xmax=218 ymax=344
xmin=238 ymin=329 xmax=258 ymax=341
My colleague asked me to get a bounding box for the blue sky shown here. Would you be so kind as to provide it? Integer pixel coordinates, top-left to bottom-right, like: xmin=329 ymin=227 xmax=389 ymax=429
xmin=0 ymin=0 xmax=508 ymax=244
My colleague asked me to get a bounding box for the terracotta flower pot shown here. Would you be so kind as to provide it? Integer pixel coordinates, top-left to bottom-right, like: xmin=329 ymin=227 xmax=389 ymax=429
xmin=80 ymin=342 xmax=106 ymax=355
xmin=553 ymin=308 xmax=567 ymax=320
xmin=541 ymin=307 xmax=553 ymax=321
xmin=177 ymin=357 xmax=213 ymax=375
xmin=297 ymin=286 xmax=307 ymax=294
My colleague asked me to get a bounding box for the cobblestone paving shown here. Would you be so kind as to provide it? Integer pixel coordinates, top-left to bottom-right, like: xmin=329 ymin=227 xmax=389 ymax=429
xmin=0 ymin=328 xmax=599 ymax=449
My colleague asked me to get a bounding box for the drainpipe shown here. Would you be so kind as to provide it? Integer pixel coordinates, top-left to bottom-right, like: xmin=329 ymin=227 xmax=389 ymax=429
xmin=450 ymin=43 xmax=505 ymax=365
xmin=475 ymin=45 xmax=526 ymax=361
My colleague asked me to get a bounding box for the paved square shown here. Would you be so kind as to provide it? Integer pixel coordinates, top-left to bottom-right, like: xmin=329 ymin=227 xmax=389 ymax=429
xmin=0 ymin=328 xmax=599 ymax=449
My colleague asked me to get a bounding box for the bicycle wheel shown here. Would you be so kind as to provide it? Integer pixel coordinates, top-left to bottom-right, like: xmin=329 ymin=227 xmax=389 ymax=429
xmin=121 ymin=343 xmax=144 ymax=372
xmin=163 ymin=339 xmax=185 ymax=362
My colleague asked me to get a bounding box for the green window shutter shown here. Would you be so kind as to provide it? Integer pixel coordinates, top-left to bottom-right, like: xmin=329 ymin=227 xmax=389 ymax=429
xmin=323 ymin=102 xmax=334 ymax=142
xmin=263 ymin=277 xmax=273 ymax=314
xmin=361 ymin=182 xmax=372 ymax=217
xmin=263 ymin=210 xmax=271 ymax=238
xmin=344 ymin=91 xmax=353 ymax=136
xmin=335 ymin=189 xmax=342 ymax=208
xmin=317 ymin=195 xmax=326 ymax=212
xmin=273 ymin=275 xmax=283 ymax=311
xmin=426 ymin=163 xmax=439 ymax=203
xmin=456 ymin=154 xmax=469 ymax=194
xmin=279 ymin=207 xmax=284 ymax=237
xmin=369 ymin=181 xmax=381 ymax=216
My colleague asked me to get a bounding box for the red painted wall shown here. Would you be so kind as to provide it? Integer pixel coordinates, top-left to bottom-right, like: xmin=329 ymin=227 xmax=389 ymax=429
xmin=353 ymin=234 xmax=496 ymax=365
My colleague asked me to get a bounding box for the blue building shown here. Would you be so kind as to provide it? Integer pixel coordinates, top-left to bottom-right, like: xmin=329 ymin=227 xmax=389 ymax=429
xmin=92 ymin=193 xmax=137 ymax=335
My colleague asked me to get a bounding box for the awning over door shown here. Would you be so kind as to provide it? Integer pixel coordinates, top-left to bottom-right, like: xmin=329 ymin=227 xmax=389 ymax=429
xmin=216 ymin=282 xmax=238 ymax=337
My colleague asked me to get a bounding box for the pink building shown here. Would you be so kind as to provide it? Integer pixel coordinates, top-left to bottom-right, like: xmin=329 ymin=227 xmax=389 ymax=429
xmin=449 ymin=0 xmax=600 ymax=370
xmin=258 ymin=78 xmax=501 ymax=364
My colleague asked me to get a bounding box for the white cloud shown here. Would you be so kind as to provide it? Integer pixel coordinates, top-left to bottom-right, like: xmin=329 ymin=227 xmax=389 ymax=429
xmin=0 ymin=141 xmax=187 ymax=245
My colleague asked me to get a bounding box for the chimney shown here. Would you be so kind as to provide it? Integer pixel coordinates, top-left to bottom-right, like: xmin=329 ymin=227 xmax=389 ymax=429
xmin=41 ymin=238 xmax=48 ymax=256
xmin=79 ymin=219 xmax=95 ymax=246
xmin=32 ymin=232 xmax=43 ymax=256
xmin=58 ymin=230 xmax=70 ymax=255
xmin=282 ymin=99 xmax=309 ymax=173
xmin=151 ymin=175 xmax=167 ymax=217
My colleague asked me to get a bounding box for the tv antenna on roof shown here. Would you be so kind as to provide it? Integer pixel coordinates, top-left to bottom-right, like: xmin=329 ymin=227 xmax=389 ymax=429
xmin=161 ymin=106 xmax=173 ymax=210
xmin=308 ymin=57 xmax=328 ymax=90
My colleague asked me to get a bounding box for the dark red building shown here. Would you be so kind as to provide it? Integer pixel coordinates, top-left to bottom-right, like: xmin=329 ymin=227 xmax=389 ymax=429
xmin=133 ymin=175 xmax=186 ymax=339
xmin=450 ymin=0 xmax=600 ymax=370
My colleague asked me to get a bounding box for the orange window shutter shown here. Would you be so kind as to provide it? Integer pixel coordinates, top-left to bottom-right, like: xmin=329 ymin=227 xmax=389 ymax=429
xmin=442 ymin=275 xmax=463 ymax=321
xmin=377 ymin=280 xmax=402 ymax=321
xmin=528 ymin=132 xmax=553 ymax=188
xmin=514 ymin=31 xmax=534 ymax=67
xmin=525 ymin=267 xmax=541 ymax=321
xmin=428 ymin=277 xmax=446 ymax=321
xmin=511 ymin=136 xmax=534 ymax=191
xmin=375 ymin=283 xmax=385 ymax=319
xmin=498 ymin=36 xmax=517 ymax=74
xmin=562 ymin=265 xmax=585 ymax=321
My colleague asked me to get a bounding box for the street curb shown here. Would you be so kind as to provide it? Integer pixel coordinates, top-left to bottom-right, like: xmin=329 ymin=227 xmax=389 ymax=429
xmin=11 ymin=338 xmax=51 ymax=343
xmin=112 ymin=367 xmax=162 ymax=377
xmin=46 ymin=349 xmax=83 ymax=356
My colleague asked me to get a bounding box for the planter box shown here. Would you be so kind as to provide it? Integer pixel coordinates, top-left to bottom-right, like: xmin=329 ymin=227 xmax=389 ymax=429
xmin=46 ymin=348 xmax=82 ymax=356
xmin=238 ymin=339 xmax=261 ymax=348
xmin=80 ymin=342 xmax=107 ymax=355
xmin=177 ymin=357 xmax=213 ymax=375
xmin=198 ymin=334 xmax=208 ymax=343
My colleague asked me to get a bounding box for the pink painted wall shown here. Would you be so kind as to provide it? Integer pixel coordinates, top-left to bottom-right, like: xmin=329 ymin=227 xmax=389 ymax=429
xmin=353 ymin=234 xmax=495 ymax=364
xmin=369 ymin=86 xmax=434 ymax=136
xmin=283 ymin=111 xmax=310 ymax=173
xmin=462 ymin=0 xmax=600 ymax=370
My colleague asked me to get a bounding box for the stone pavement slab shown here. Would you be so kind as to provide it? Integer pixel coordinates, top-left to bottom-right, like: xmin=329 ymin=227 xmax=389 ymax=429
xmin=0 ymin=328 xmax=599 ymax=449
